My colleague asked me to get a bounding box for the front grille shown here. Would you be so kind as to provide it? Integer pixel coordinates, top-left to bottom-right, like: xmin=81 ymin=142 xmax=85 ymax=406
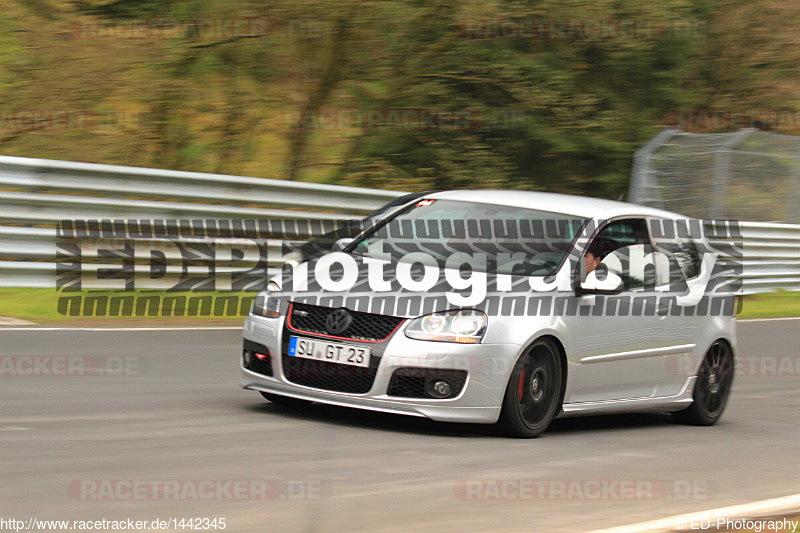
xmin=387 ymin=368 xmax=468 ymax=399
xmin=282 ymin=356 xmax=378 ymax=394
xmin=287 ymin=302 xmax=404 ymax=342
xmin=243 ymin=339 xmax=273 ymax=377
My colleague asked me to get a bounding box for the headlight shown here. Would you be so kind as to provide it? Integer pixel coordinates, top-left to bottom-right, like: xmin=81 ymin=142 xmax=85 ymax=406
xmin=251 ymin=281 xmax=282 ymax=318
xmin=404 ymin=310 xmax=487 ymax=344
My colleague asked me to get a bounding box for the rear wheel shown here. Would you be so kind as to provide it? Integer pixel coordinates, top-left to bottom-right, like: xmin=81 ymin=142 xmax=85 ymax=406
xmin=497 ymin=338 xmax=563 ymax=438
xmin=259 ymin=391 xmax=312 ymax=407
xmin=674 ymin=340 xmax=734 ymax=426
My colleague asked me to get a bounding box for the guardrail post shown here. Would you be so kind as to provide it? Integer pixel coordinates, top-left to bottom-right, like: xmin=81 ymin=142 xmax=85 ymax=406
xmin=709 ymin=128 xmax=756 ymax=220
xmin=629 ymin=128 xmax=679 ymax=206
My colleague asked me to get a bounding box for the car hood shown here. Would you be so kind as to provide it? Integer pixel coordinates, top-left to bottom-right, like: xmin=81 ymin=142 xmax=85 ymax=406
xmin=272 ymin=252 xmax=575 ymax=319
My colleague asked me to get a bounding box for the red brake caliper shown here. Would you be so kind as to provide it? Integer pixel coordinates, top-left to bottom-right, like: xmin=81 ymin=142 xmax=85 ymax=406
xmin=518 ymin=368 xmax=525 ymax=402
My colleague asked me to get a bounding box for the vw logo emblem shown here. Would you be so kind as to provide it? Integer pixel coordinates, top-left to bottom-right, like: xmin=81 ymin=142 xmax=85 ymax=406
xmin=325 ymin=308 xmax=353 ymax=335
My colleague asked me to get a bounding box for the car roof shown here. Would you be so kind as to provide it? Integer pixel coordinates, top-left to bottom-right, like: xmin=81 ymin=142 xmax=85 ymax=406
xmin=423 ymin=190 xmax=685 ymax=220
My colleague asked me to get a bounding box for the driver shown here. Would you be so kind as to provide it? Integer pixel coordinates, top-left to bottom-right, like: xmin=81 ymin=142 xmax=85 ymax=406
xmin=584 ymin=237 xmax=616 ymax=275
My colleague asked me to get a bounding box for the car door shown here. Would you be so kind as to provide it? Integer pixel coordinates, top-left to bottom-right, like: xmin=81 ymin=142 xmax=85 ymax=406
xmin=562 ymin=218 xmax=679 ymax=404
xmin=647 ymin=217 xmax=706 ymax=397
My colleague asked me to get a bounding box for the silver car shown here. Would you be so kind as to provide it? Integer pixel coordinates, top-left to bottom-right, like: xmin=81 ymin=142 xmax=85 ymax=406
xmin=241 ymin=190 xmax=736 ymax=437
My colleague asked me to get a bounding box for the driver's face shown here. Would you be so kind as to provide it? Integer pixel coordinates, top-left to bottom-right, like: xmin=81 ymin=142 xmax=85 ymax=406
xmin=585 ymin=252 xmax=601 ymax=274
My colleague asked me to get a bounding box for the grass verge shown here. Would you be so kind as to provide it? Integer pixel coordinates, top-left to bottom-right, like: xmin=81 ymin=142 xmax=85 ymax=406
xmin=736 ymin=291 xmax=800 ymax=319
xmin=1 ymin=288 xmax=799 ymax=325
xmin=0 ymin=288 xmax=250 ymax=326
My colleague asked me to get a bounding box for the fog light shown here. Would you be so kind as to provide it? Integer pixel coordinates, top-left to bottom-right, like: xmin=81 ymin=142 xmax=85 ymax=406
xmin=243 ymin=350 xmax=252 ymax=364
xmin=428 ymin=379 xmax=452 ymax=399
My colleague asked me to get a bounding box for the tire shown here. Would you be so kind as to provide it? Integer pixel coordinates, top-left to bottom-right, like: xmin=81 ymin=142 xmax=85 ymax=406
xmin=259 ymin=391 xmax=312 ymax=407
xmin=673 ymin=340 xmax=734 ymax=426
xmin=497 ymin=338 xmax=564 ymax=438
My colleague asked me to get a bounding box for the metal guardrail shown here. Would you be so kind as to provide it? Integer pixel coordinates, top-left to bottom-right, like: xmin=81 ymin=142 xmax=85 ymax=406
xmin=0 ymin=155 xmax=405 ymax=288
xmin=708 ymin=221 xmax=800 ymax=295
xmin=1 ymin=155 xmax=798 ymax=294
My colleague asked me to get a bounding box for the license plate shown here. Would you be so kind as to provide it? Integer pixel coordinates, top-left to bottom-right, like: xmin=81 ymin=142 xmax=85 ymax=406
xmin=288 ymin=336 xmax=371 ymax=368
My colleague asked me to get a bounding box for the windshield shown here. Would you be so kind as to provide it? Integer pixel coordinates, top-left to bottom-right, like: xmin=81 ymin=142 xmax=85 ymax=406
xmin=296 ymin=192 xmax=432 ymax=259
xmin=350 ymin=199 xmax=587 ymax=276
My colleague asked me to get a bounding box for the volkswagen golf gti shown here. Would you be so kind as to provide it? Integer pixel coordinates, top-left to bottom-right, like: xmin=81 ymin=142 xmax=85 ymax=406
xmin=240 ymin=190 xmax=736 ymax=437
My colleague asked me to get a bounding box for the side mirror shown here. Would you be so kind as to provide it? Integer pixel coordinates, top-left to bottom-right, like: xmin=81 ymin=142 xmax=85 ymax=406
xmin=283 ymin=251 xmax=305 ymax=267
xmin=580 ymin=269 xmax=624 ymax=294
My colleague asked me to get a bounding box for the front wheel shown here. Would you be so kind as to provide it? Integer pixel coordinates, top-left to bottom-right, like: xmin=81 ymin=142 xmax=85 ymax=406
xmin=497 ymin=338 xmax=564 ymax=438
xmin=673 ymin=340 xmax=734 ymax=426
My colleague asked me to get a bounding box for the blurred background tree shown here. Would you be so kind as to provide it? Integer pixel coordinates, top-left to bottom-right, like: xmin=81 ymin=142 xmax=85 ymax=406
xmin=0 ymin=0 xmax=798 ymax=198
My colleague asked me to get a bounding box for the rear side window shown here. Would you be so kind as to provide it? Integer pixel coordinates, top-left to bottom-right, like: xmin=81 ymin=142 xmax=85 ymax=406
xmin=648 ymin=218 xmax=704 ymax=282
xmin=673 ymin=239 xmax=703 ymax=280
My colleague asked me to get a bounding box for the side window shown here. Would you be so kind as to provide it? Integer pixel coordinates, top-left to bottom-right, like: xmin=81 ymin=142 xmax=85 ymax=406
xmin=583 ymin=219 xmax=656 ymax=290
xmin=601 ymin=244 xmax=657 ymax=290
xmin=597 ymin=220 xmax=640 ymax=247
xmin=673 ymin=239 xmax=703 ymax=280
xmin=648 ymin=218 xmax=704 ymax=285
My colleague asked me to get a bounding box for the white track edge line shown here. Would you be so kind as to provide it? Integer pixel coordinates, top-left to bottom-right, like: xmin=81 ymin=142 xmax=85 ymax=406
xmin=592 ymin=493 xmax=800 ymax=533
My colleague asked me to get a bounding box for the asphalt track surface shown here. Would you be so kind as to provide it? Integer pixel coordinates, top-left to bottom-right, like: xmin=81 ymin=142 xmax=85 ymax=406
xmin=2 ymin=320 xmax=799 ymax=532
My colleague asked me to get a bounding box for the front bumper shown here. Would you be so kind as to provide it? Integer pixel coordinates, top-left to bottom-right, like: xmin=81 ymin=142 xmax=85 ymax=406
xmin=240 ymin=314 xmax=523 ymax=424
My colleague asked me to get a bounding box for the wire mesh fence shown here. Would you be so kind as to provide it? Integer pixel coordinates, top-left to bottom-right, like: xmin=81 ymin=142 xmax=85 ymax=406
xmin=630 ymin=128 xmax=800 ymax=224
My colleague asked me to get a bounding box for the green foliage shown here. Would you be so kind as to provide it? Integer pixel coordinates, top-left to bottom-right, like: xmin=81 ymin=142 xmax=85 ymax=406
xmin=0 ymin=16 xmax=20 ymax=90
xmin=78 ymin=0 xmax=177 ymax=20
xmin=0 ymin=0 xmax=797 ymax=198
